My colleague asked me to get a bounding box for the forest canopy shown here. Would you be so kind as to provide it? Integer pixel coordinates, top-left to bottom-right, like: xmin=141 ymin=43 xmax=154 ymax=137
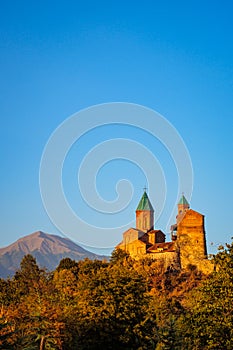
xmin=0 ymin=240 xmax=232 ymax=350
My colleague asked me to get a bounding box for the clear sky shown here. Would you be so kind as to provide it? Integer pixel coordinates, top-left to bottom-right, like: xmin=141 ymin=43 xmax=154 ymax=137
xmin=1 ymin=1 xmax=233 ymax=255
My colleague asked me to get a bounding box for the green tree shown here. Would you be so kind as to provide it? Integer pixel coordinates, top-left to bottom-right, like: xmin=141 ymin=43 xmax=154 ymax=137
xmin=0 ymin=278 xmax=16 ymax=309
xmin=56 ymin=257 xmax=78 ymax=272
xmin=70 ymin=261 xmax=158 ymax=349
xmin=181 ymin=240 xmax=233 ymax=349
xmin=110 ymin=248 xmax=130 ymax=264
xmin=14 ymin=254 xmax=42 ymax=297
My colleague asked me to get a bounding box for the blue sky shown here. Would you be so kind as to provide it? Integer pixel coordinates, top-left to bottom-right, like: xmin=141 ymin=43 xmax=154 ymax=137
xmin=1 ymin=1 xmax=233 ymax=255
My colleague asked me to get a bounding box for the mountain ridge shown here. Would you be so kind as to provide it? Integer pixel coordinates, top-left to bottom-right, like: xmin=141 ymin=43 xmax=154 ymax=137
xmin=0 ymin=231 xmax=108 ymax=278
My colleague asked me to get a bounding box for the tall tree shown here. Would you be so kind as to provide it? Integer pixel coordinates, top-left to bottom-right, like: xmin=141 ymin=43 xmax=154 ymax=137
xmin=14 ymin=254 xmax=42 ymax=297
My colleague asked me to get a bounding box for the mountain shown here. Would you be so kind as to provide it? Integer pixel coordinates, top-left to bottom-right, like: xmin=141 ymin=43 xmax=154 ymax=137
xmin=0 ymin=231 xmax=108 ymax=278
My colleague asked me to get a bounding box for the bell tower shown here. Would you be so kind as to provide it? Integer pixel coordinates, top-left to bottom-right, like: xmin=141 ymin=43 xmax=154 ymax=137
xmin=175 ymin=195 xmax=208 ymax=269
xmin=136 ymin=189 xmax=154 ymax=232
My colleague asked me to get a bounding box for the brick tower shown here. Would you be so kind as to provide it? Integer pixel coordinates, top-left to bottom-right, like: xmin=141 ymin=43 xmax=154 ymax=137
xmin=136 ymin=190 xmax=154 ymax=232
xmin=175 ymin=195 xmax=208 ymax=269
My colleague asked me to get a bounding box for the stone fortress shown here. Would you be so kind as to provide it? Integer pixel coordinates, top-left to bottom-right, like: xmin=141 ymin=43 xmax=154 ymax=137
xmin=117 ymin=190 xmax=210 ymax=272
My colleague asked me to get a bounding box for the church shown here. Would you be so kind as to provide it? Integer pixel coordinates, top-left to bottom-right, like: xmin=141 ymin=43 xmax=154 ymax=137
xmin=116 ymin=190 xmax=210 ymax=271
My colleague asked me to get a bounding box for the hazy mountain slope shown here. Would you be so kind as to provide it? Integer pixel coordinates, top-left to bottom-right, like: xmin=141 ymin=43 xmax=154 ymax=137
xmin=0 ymin=231 xmax=108 ymax=278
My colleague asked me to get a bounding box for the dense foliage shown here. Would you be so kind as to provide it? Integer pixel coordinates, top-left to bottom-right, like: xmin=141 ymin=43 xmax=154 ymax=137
xmin=0 ymin=240 xmax=232 ymax=349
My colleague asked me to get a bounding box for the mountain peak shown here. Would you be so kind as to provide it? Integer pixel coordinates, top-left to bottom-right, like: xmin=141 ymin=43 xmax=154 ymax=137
xmin=0 ymin=232 xmax=108 ymax=278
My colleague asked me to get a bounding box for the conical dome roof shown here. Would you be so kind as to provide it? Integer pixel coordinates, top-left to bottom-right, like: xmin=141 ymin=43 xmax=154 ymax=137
xmin=136 ymin=191 xmax=154 ymax=211
xmin=178 ymin=194 xmax=189 ymax=206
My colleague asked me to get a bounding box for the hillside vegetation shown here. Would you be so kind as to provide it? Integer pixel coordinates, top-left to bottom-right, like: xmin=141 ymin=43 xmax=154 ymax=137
xmin=0 ymin=240 xmax=232 ymax=350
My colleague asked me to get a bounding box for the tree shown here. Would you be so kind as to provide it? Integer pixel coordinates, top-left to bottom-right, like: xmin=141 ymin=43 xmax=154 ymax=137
xmin=181 ymin=240 xmax=233 ymax=349
xmin=1 ymin=256 xmax=64 ymax=349
xmin=110 ymin=248 xmax=130 ymax=264
xmin=14 ymin=254 xmax=42 ymax=297
xmin=62 ymin=259 xmax=158 ymax=349
xmin=0 ymin=317 xmax=14 ymax=349
xmin=4 ymin=273 xmax=64 ymax=350
xmin=0 ymin=278 xmax=16 ymax=309
xmin=56 ymin=257 xmax=78 ymax=272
